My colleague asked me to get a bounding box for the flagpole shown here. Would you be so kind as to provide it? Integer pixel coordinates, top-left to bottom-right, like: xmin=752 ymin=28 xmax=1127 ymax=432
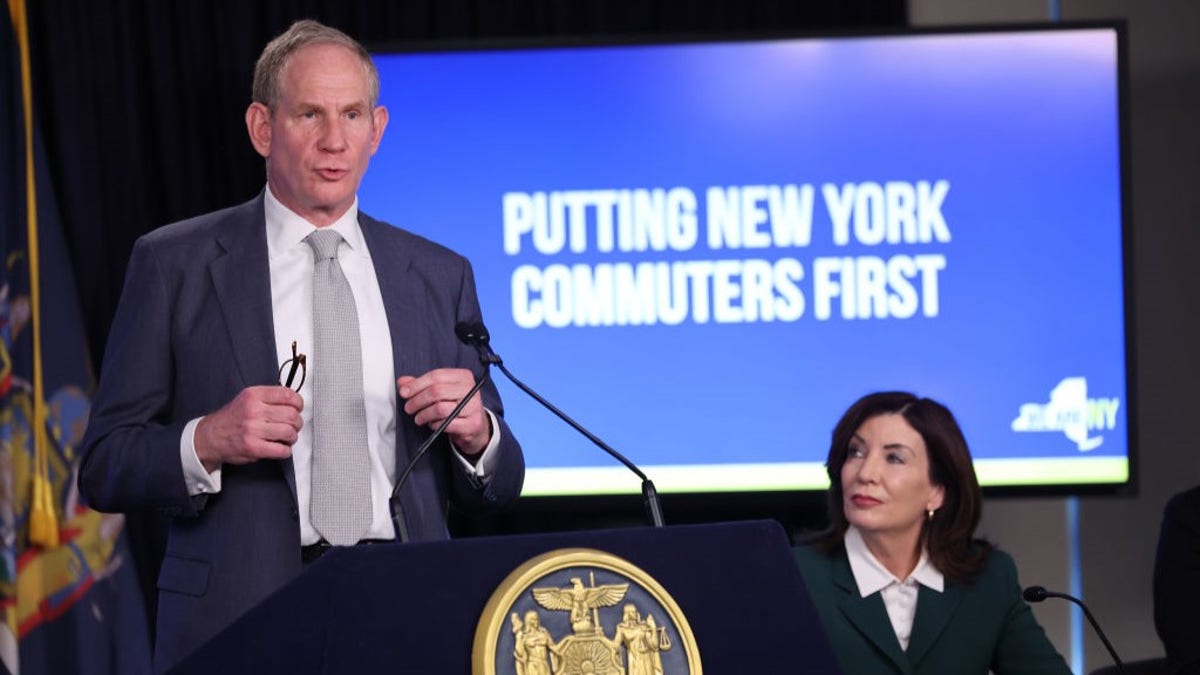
xmin=8 ymin=0 xmax=59 ymax=549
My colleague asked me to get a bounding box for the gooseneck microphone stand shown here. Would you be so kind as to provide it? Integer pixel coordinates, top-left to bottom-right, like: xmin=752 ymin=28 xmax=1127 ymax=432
xmin=455 ymin=322 xmax=666 ymax=528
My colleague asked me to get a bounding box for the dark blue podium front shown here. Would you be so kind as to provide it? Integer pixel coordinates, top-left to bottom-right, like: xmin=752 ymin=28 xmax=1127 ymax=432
xmin=169 ymin=520 xmax=840 ymax=674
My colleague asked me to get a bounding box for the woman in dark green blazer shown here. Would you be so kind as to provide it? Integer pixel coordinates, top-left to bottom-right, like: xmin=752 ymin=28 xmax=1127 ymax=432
xmin=793 ymin=392 xmax=1069 ymax=675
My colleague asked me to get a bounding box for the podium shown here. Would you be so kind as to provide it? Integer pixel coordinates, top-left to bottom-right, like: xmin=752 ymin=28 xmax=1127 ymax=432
xmin=169 ymin=520 xmax=840 ymax=673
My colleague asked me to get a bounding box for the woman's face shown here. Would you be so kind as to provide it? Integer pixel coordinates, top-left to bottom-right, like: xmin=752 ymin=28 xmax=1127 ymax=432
xmin=841 ymin=413 xmax=945 ymax=545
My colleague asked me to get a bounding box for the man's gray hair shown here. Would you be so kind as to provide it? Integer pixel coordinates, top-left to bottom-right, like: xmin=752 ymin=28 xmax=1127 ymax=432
xmin=251 ymin=19 xmax=380 ymax=110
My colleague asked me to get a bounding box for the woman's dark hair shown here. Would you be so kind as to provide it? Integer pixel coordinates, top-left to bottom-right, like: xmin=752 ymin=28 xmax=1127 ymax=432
xmin=809 ymin=391 xmax=992 ymax=584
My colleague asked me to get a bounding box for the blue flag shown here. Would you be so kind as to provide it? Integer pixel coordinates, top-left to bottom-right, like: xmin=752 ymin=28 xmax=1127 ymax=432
xmin=1 ymin=2 xmax=152 ymax=673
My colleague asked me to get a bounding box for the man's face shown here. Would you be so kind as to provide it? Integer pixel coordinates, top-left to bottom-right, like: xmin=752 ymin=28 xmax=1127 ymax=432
xmin=246 ymin=42 xmax=387 ymax=226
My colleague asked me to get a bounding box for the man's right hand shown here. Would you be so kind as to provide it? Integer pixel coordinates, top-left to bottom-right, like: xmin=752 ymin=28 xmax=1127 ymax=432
xmin=194 ymin=386 xmax=304 ymax=473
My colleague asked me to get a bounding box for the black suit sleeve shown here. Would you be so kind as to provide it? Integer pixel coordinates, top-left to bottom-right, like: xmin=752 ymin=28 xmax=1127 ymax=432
xmin=77 ymin=235 xmax=199 ymax=518
xmin=444 ymin=256 xmax=524 ymax=510
xmin=1154 ymin=486 xmax=1200 ymax=674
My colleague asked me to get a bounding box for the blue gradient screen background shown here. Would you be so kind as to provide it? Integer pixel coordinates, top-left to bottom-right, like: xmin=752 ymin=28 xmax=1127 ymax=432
xmin=360 ymin=27 xmax=1129 ymax=494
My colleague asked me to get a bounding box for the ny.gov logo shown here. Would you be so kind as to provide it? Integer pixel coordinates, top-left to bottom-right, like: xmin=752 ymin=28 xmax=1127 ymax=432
xmin=1010 ymin=377 xmax=1121 ymax=452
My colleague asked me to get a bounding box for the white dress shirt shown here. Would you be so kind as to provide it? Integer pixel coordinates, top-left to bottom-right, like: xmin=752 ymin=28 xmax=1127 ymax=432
xmin=844 ymin=525 xmax=945 ymax=651
xmin=179 ymin=187 xmax=500 ymax=544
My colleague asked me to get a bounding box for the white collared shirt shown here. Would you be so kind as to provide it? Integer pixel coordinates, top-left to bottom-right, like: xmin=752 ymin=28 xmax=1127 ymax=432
xmin=179 ymin=187 xmax=500 ymax=544
xmin=844 ymin=525 xmax=945 ymax=651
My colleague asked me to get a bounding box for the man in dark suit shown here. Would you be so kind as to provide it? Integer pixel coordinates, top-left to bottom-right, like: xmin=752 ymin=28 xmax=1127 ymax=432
xmin=78 ymin=19 xmax=524 ymax=673
xmin=1154 ymin=485 xmax=1200 ymax=674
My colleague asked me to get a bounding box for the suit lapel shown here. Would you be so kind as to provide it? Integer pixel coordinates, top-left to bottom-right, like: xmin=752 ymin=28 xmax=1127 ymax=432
xmin=208 ymin=198 xmax=277 ymax=387
xmin=832 ymin=551 xmax=913 ymax=675
xmin=904 ymin=581 xmax=964 ymax=668
xmin=358 ymin=213 xmax=418 ymax=383
xmin=357 ymin=213 xmax=431 ymax=530
xmin=208 ymin=195 xmax=296 ymax=500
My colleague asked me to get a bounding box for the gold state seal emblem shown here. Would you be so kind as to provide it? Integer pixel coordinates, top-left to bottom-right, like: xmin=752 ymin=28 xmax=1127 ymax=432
xmin=473 ymin=548 xmax=701 ymax=675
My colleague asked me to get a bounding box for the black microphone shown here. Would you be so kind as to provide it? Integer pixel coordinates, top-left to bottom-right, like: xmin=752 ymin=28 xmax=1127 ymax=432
xmin=1022 ymin=585 xmax=1124 ymax=672
xmin=388 ymin=343 xmax=493 ymax=544
xmin=454 ymin=321 xmax=666 ymax=528
xmin=454 ymin=322 xmax=501 ymax=364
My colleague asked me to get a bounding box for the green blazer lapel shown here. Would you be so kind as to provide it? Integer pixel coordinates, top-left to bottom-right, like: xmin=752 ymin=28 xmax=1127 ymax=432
xmin=832 ymin=551 xmax=912 ymax=675
xmin=905 ymin=582 xmax=965 ymax=667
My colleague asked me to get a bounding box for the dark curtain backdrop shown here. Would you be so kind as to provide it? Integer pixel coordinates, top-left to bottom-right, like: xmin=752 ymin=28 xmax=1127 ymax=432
xmin=24 ymin=0 xmax=904 ymax=638
xmin=28 ymin=0 xmax=904 ymax=373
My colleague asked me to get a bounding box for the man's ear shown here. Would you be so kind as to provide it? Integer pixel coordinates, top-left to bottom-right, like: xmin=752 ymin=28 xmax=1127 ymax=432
xmin=369 ymin=105 xmax=389 ymax=155
xmin=246 ymin=102 xmax=272 ymax=158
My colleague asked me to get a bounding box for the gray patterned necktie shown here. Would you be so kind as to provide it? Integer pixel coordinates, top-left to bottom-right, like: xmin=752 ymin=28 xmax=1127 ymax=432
xmin=305 ymin=228 xmax=372 ymax=546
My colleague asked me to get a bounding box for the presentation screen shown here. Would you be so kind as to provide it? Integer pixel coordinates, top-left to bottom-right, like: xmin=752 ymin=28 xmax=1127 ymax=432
xmin=361 ymin=24 xmax=1132 ymax=496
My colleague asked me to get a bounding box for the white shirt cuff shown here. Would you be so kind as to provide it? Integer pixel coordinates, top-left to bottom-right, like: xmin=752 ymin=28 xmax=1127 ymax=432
xmin=452 ymin=408 xmax=502 ymax=481
xmin=181 ymin=417 xmax=222 ymax=495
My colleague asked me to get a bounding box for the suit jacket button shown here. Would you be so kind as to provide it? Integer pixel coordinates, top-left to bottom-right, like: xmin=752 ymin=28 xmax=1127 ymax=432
xmin=290 ymin=507 xmax=299 ymax=520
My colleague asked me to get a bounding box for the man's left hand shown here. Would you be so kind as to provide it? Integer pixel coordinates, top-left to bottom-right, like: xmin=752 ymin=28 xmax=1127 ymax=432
xmin=397 ymin=368 xmax=492 ymax=457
